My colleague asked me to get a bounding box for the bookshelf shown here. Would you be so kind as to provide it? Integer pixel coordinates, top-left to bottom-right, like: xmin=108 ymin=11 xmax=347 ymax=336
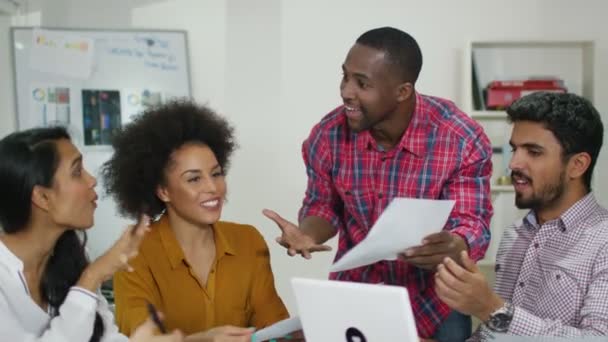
xmin=465 ymin=40 xmax=595 ymax=114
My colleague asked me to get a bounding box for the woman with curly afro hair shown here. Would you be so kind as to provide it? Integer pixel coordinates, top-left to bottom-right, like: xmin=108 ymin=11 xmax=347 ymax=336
xmin=102 ymin=101 xmax=289 ymax=341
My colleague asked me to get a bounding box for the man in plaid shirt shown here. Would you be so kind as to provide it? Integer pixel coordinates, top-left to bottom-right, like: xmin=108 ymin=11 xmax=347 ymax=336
xmin=264 ymin=27 xmax=493 ymax=340
xmin=435 ymin=92 xmax=608 ymax=339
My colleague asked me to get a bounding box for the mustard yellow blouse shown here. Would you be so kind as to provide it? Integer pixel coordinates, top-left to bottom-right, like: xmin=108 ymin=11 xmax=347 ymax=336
xmin=113 ymin=215 xmax=289 ymax=336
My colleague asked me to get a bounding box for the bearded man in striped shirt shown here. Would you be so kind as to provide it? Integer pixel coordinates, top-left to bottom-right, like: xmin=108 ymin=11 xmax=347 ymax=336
xmin=435 ymin=92 xmax=608 ymax=339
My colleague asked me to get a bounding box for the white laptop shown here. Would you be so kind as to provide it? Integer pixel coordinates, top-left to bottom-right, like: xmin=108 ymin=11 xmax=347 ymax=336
xmin=292 ymin=278 xmax=418 ymax=341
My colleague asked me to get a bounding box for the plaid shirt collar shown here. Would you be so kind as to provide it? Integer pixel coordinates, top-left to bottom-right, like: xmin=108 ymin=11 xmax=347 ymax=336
xmin=356 ymin=92 xmax=429 ymax=157
xmin=521 ymin=192 xmax=598 ymax=233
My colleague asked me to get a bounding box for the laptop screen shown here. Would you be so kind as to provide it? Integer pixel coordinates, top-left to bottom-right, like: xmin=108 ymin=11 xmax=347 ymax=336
xmin=292 ymin=278 xmax=418 ymax=341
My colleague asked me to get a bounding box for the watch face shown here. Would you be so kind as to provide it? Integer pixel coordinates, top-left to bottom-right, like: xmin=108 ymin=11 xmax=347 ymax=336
xmin=489 ymin=312 xmax=511 ymax=332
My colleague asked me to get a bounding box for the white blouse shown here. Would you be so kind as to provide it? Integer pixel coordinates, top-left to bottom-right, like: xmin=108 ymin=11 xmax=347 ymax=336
xmin=0 ymin=239 xmax=128 ymax=342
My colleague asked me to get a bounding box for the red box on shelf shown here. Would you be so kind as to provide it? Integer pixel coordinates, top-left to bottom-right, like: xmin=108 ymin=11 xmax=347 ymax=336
xmin=486 ymin=79 xmax=566 ymax=109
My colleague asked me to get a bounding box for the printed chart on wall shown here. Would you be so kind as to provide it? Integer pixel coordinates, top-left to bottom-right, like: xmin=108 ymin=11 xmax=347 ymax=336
xmin=11 ymin=27 xmax=191 ymax=149
xmin=29 ymin=85 xmax=71 ymax=127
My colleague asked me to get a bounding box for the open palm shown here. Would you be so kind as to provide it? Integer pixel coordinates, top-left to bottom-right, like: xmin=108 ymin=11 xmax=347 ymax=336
xmin=263 ymin=209 xmax=331 ymax=259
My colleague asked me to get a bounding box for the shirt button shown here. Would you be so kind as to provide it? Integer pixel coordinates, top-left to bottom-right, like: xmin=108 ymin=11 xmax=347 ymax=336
xmin=534 ymin=243 xmax=539 ymax=248
xmin=378 ymin=193 xmax=383 ymax=199
xmin=519 ymin=281 xmax=525 ymax=288
xmin=556 ymin=274 xmax=561 ymax=280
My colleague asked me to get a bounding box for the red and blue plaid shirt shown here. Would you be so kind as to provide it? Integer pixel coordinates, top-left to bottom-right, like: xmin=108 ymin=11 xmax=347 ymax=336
xmin=299 ymin=93 xmax=493 ymax=337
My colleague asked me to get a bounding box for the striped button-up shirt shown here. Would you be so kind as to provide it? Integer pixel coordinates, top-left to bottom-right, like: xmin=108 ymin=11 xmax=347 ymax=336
xmin=474 ymin=193 xmax=608 ymax=340
xmin=299 ymin=92 xmax=493 ymax=337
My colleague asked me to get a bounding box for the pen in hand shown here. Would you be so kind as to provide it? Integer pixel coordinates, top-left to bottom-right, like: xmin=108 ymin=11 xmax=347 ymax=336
xmin=146 ymin=302 xmax=167 ymax=334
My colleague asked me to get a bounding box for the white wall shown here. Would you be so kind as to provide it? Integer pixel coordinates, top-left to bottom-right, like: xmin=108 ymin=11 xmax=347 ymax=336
xmin=4 ymin=0 xmax=608 ymax=315
xmin=0 ymin=8 xmax=42 ymax=138
xmin=39 ymin=0 xmax=130 ymax=28
xmin=0 ymin=13 xmax=15 ymax=138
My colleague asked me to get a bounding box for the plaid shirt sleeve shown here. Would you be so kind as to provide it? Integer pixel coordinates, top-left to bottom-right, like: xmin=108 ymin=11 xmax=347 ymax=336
xmin=508 ymin=243 xmax=608 ymax=336
xmin=297 ymin=123 xmax=343 ymax=232
xmin=443 ymin=131 xmax=493 ymax=261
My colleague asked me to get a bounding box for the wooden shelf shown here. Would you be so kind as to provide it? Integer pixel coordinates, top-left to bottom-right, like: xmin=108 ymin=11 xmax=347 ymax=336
xmin=491 ymin=185 xmax=514 ymax=193
xmin=471 ymin=110 xmax=507 ymax=120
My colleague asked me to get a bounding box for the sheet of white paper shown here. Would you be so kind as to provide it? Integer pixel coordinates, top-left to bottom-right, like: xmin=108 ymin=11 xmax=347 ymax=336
xmin=30 ymin=28 xmax=95 ymax=80
xmin=253 ymin=316 xmax=301 ymax=342
xmin=330 ymin=198 xmax=455 ymax=272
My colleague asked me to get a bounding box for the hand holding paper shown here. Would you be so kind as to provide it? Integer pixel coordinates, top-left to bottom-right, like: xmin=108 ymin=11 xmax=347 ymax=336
xmin=330 ymin=198 xmax=455 ymax=272
xmin=399 ymin=230 xmax=468 ymax=270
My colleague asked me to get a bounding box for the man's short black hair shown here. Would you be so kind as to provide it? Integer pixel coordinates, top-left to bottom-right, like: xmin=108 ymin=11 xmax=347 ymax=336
xmin=356 ymin=27 xmax=423 ymax=83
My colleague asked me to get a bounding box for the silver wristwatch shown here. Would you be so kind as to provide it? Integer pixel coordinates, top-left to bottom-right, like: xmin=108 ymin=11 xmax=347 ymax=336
xmin=485 ymin=301 xmax=514 ymax=333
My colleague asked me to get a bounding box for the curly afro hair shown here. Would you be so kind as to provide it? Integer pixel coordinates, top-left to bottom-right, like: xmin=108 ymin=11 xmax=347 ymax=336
xmin=101 ymin=100 xmax=236 ymax=219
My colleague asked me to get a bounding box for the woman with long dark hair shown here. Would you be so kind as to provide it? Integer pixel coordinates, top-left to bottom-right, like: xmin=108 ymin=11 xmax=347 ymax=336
xmin=0 ymin=126 xmax=182 ymax=342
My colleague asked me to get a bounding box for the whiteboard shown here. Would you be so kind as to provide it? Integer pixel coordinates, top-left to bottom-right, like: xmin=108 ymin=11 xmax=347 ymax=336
xmin=11 ymin=27 xmax=191 ymax=147
xmin=10 ymin=27 xmax=192 ymax=257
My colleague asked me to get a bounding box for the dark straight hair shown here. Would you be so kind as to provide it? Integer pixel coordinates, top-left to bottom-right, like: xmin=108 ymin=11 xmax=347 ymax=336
xmin=0 ymin=126 xmax=104 ymax=342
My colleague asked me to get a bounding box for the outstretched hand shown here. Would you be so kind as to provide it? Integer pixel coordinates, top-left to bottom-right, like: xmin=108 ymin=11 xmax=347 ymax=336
xmin=263 ymin=209 xmax=331 ymax=259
